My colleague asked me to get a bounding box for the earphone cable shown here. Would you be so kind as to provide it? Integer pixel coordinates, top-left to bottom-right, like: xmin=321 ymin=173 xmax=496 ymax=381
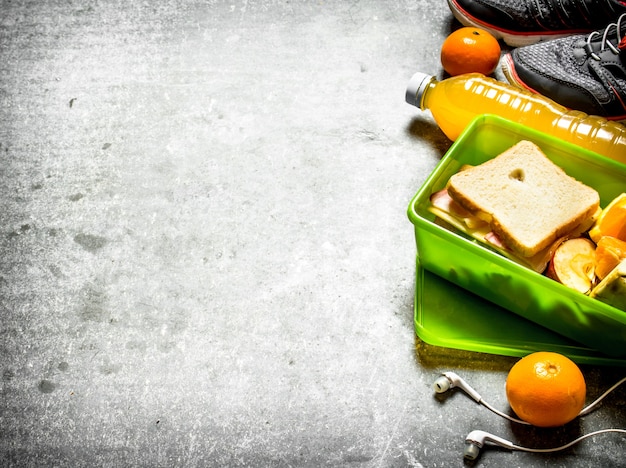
xmin=480 ymin=399 xmax=530 ymax=425
xmin=579 ymin=376 xmax=626 ymax=417
xmin=510 ymin=429 xmax=626 ymax=454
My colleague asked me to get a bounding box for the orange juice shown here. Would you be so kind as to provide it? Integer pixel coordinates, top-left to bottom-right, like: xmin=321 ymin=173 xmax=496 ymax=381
xmin=406 ymin=72 xmax=626 ymax=164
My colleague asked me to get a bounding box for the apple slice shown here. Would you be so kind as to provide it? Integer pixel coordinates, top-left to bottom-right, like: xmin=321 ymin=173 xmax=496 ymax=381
xmin=547 ymin=238 xmax=596 ymax=294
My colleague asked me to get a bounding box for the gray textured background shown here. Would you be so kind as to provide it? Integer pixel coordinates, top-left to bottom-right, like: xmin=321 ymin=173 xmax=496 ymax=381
xmin=1 ymin=1 xmax=625 ymax=467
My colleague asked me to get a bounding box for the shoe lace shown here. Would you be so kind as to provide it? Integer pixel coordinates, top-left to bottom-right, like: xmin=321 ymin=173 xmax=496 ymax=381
xmin=586 ymin=13 xmax=626 ymax=61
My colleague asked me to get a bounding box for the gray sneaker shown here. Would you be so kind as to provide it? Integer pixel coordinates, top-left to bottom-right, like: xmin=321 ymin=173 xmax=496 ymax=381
xmin=502 ymin=13 xmax=626 ymax=120
xmin=448 ymin=0 xmax=626 ymax=46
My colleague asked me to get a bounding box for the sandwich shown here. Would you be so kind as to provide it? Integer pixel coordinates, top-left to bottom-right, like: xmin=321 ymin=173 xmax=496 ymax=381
xmin=429 ymin=140 xmax=601 ymax=273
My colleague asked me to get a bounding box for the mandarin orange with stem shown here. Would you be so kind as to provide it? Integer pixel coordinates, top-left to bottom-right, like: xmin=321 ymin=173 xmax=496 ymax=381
xmin=505 ymin=352 xmax=586 ymax=428
xmin=440 ymin=27 xmax=501 ymax=76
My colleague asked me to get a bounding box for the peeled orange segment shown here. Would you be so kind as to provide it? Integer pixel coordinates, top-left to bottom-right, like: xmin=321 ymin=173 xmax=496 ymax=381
xmin=589 ymin=193 xmax=626 ymax=243
xmin=595 ymin=236 xmax=626 ymax=280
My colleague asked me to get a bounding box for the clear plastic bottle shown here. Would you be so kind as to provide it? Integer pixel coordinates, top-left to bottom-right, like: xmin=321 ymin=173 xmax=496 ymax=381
xmin=405 ymin=72 xmax=626 ymax=164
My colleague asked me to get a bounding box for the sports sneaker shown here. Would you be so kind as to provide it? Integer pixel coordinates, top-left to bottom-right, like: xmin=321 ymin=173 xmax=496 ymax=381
xmin=447 ymin=0 xmax=626 ymax=46
xmin=502 ymin=14 xmax=626 ymax=120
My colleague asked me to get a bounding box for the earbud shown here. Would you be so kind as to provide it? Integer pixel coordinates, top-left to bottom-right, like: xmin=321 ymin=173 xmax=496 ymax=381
xmin=464 ymin=430 xmax=514 ymax=460
xmin=433 ymin=371 xmax=482 ymax=402
xmin=434 ymin=372 xmax=528 ymax=424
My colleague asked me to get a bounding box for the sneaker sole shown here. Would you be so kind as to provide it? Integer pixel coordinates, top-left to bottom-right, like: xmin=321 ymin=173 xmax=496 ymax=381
xmin=501 ymin=54 xmax=537 ymax=92
xmin=447 ymin=0 xmax=574 ymax=47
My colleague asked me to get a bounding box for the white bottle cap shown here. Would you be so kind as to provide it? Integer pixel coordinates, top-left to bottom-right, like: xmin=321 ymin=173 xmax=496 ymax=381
xmin=405 ymin=72 xmax=434 ymax=108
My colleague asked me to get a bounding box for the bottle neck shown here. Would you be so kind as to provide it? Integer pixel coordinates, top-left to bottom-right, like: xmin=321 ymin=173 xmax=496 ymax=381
xmin=419 ymin=79 xmax=438 ymax=111
xmin=405 ymin=72 xmax=437 ymax=110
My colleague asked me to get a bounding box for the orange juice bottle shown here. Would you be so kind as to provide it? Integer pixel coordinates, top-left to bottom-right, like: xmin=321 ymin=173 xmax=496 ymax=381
xmin=405 ymin=72 xmax=626 ymax=164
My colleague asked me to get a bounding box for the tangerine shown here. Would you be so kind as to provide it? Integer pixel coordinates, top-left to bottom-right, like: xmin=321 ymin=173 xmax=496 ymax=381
xmin=589 ymin=193 xmax=626 ymax=243
xmin=595 ymin=236 xmax=626 ymax=280
xmin=505 ymin=352 xmax=586 ymax=428
xmin=440 ymin=27 xmax=501 ymax=76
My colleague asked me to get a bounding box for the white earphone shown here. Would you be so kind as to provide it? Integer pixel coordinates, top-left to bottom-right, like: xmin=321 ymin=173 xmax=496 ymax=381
xmin=463 ymin=428 xmax=626 ymax=461
xmin=434 ymin=371 xmax=626 ymax=460
xmin=434 ymin=371 xmax=529 ymax=425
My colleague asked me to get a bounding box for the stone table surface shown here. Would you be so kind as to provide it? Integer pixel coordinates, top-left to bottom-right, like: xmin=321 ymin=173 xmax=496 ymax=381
xmin=1 ymin=1 xmax=625 ymax=467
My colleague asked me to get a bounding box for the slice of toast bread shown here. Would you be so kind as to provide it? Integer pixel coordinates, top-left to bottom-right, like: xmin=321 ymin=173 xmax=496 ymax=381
xmin=446 ymin=140 xmax=600 ymax=258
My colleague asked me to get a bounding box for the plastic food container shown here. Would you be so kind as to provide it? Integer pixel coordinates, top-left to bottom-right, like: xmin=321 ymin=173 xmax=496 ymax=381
xmin=407 ymin=114 xmax=626 ymax=358
xmin=414 ymin=257 xmax=626 ymax=366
